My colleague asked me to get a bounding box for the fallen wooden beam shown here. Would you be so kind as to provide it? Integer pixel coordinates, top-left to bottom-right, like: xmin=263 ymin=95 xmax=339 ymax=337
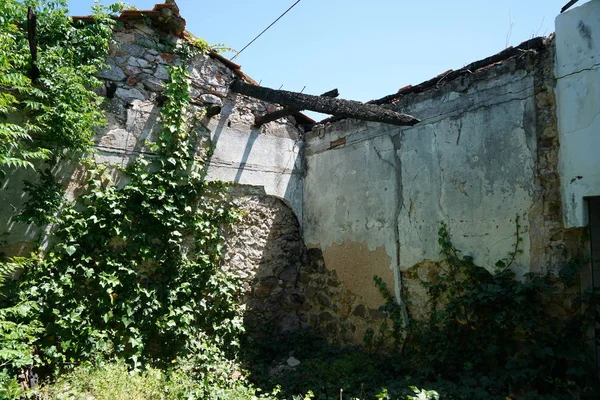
xmin=231 ymin=80 xmax=419 ymax=127
xmin=254 ymin=88 xmax=339 ymax=127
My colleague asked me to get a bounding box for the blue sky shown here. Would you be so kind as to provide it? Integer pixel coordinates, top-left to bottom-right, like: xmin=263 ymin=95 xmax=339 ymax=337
xmin=68 ymin=0 xmax=588 ymax=116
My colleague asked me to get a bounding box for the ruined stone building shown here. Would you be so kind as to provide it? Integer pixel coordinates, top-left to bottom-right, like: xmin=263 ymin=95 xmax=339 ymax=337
xmin=1 ymin=0 xmax=600 ymax=344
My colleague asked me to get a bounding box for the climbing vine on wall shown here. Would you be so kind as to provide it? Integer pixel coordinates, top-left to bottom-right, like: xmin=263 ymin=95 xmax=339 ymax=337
xmin=374 ymin=221 xmax=597 ymax=398
xmin=1 ymin=1 xmax=121 ymax=394
xmin=13 ymin=52 xmax=243 ymax=374
xmin=1 ymin=2 xmax=247 ymax=396
xmin=0 ymin=0 xmax=120 ymax=177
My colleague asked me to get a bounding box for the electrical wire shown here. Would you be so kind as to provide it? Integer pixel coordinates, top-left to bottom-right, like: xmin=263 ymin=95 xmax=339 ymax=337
xmin=230 ymin=0 xmax=301 ymax=61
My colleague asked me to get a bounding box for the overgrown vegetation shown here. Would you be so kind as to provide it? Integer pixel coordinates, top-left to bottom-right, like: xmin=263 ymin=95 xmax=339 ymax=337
xmin=13 ymin=63 xmax=244 ymax=377
xmin=0 ymin=1 xmax=263 ymax=398
xmin=372 ymin=221 xmax=598 ymax=399
xmin=241 ymin=222 xmax=598 ymax=400
xmin=0 ymin=0 xmax=118 ymax=395
xmin=40 ymin=360 xmax=279 ymax=400
xmin=0 ymin=0 xmax=119 ymax=178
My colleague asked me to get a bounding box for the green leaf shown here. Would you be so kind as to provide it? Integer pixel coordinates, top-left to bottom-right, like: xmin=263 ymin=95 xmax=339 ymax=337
xmin=65 ymin=245 xmax=76 ymax=256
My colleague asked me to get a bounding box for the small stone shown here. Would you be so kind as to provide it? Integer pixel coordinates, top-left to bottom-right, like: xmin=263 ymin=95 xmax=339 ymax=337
xmin=115 ymin=56 xmax=127 ymax=65
xmin=352 ymin=304 xmax=366 ymax=318
xmin=115 ymin=87 xmax=145 ymax=102
xmin=134 ymin=22 xmax=156 ymax=36
xmin=319 ymin=311 xmax=334 ymax=322
xmin=339 ymin=302 xmax=352 ymax=317
xmin=114 ymin=32 xmax=135 ymax=44
xmin=327 ymin=277 xmax=340 ymax=287
xmin=158 ymin=52 xmax=176 ymax=64
xmin=154 ymin=64 xmax=170 ymax=80
xmin=127 ymin=76 xmax=138 ymax=85
xmin=203 ymin=75 xmax=225 ymax=87
xmin=286 ymin=357 xmax=301 ymax=368
xmin=324 ymin=322 xmax=338 ymax=336
xmin=121 ymin=43 xmax=146 ymax=58
xmin=134 ymin=33 xmax=156 ymax=49
xmin=126 ymin=57 xmax=140 ymax=67
xmin=199 ymin=94 xmax=223 ymax=107
xmin=317 ymin=293 xmax=331 ymax=307
xmin=143 ymin=76 xmax=166 ymax=92
xmin=137 ymin=58 xmax=151 ymax=69
xmin=98 ymin=60 xmax=126 ymax=81
xmin=144 ymin=54 xmax=156 ymax=62
xmin=123 ymin=65 xmax=142 ymax=76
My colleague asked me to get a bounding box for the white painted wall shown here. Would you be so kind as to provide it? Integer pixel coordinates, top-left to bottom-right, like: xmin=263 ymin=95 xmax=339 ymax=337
xmin=556 ymin=0 xmax=600 ymax=227
xmin=205 ymin=110 xmax=304 ymax=221
xmin=304 ymin=57 xmax=541 ymax=305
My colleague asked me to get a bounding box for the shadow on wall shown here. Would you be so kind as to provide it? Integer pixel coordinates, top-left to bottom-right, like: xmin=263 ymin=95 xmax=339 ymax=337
xmin=0 ymin=97 xmax=172 ymax=258
xmin=205 ymin=92 xmax=262 ymax=186
xmin=222 ymin=186 xmax=389 ymax=346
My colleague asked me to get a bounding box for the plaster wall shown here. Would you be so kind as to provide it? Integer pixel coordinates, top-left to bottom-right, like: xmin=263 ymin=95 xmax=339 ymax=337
xmin=555 ymin=0 xmax=600 ymax=227
xmin=304 ymin=48 xmax=558 ymax=307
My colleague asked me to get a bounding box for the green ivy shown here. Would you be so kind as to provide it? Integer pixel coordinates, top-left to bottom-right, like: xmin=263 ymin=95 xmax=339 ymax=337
xmin=0 ymin=257 xmax=43 ymax=400
xmin=374 ymin=221 xmax=598 ymax=399
xmin=13 ymin=166 xmax=65 ymax=226
xmin=0 ymin=0 xmax=121 ymax=178
xmin=13 ymin=59 xmax=243 ymax=377
xmin=0 ymin=1 xmax=254 ymax=396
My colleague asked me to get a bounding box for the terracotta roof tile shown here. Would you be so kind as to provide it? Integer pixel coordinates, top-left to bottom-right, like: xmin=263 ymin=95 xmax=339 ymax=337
xmin=73 ymin=1 xmax=185 ymax=35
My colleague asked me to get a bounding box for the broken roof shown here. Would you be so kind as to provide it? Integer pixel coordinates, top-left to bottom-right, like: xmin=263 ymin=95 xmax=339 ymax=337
xmin=371 ymin=36 xmax=547 ymax=106
xmin=73 ymin=1 xmax=315 ymax=126
xmin=73 ymin=2 xmax=186 ymax=35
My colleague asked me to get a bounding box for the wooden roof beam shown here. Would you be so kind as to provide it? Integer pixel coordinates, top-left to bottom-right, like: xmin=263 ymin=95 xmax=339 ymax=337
xmin=231 ymin=80 xmax=419 ymax=127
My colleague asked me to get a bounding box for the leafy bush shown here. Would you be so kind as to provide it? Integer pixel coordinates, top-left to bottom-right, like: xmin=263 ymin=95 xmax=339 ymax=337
xmin=374 ymin=221 xmax=599 ymax=399
xmin=2 ymin=2 xmax=247 ymax=394
xmin=0 ymin=258 xmax=43 ymax=400
xmin=0 ymin=0 xmax=121 ymax=178
xmin=11 ymin=64 xmax=243 ymax=379
xmin=41 ymin=360 xmax=278 ymax=400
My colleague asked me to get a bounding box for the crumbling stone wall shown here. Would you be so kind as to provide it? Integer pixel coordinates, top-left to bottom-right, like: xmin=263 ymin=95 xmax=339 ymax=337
xmin=0 ymin=13 xmax=314 ymax=336
xmin=1 ymin=12 xmax=303 ymax=243
xmin=2 ymin=3 xmax=592 ymax=349
xmin=223 ymin=186 xmax=389 ymax=344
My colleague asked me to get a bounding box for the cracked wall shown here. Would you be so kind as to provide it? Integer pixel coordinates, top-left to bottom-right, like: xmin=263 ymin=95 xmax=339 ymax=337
xmin=303 ymin=36 xmax=576 ymax=322
xmin=556 ymin=0 xmax=600 ymax=227
xmin=2 ymin=3 xmax=597 ymax=346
